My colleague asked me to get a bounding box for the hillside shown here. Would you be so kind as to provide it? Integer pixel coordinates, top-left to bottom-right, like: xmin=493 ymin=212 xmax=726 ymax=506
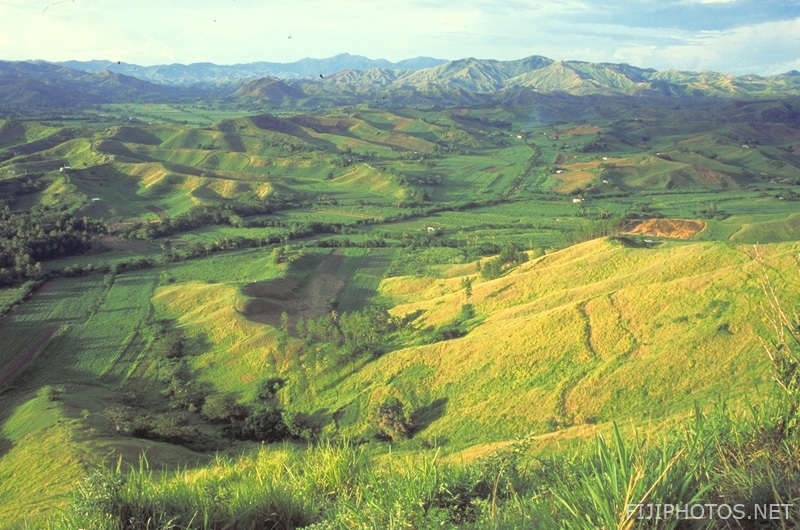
xmin=54 ymin=53 xmax=448 ymax=85
xmin=4 ymin=55 xmax=800 ymax=115
xmin=0 ymin=61 xmax=183 ymax=110
xmin=1 ymin=236 xmax=798 ymax=526
xmin=233 ymin=77 xmax=306 ymax=103
xmin=0 ymin=82 xmax=799 ymax=527
xmin=284 ymin=55 xmax=800 ymax=101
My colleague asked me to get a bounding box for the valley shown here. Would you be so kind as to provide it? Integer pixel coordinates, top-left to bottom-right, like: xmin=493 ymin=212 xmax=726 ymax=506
xmin=0 ymin=59 xmax=799 ymax=528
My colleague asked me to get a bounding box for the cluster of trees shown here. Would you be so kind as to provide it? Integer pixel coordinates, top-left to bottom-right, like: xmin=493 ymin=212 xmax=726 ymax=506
xmin=0 ymin=204 xmax=104 ymax=286
xmin=292 ymin=305 xmax=399 ymax=365
xmin=569 ymin=215 xmax=628 ymax=244
xmin=201 ymin=378 xmax=318 ymax=443
xmin=105 ymin=406 xmax=198 ymax=443
xmin=116 ymin=202 xmax=279 ymax=240
xmin=581 ymin=135 xmax=608 ymax=153
xmin=480 ymin=241 xmax=529 ymax=280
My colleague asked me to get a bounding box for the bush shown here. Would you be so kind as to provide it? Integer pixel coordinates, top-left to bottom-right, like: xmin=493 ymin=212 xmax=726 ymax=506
xmin=374 ymin=397 xmax=412 ymax=441
xmin=239 ymin=405 xmax=290 ymax=443
xmin=201 ymin=393 xmax=247 ymax=423
xmin=257 ymin=377 xmax=286 ymax=402
xmin=283 ymin=410 xmax=319 ymax=441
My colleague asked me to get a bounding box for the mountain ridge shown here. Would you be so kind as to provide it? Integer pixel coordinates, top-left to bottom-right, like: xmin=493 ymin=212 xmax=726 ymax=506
xmin=3 ymin=54 xmax=800 ymax=113
xmin=50 ymin=53 xmax=447 ymax=86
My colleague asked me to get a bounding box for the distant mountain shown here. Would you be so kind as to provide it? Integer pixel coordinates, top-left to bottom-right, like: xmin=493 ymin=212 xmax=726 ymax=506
xmin=6 ymin=54 xmax=800 ymax=114
xmin=281 ymin=56 xmax=800 ymax=100
xmin=233 ymin=77 xmax=305 ymax=103
xmin=0 ymin=61 xmax=181 ymax=110
xmin=52 ymin=53 xmax=448 ymax=86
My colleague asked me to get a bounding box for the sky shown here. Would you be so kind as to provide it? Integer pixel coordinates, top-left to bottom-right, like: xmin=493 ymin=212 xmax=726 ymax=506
xmin=1 ymin=0 xmax=799 ymax=75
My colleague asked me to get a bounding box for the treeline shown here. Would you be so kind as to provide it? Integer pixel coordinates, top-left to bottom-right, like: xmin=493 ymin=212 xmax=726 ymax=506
xmin=105 ymin=305 xmax=401 ymax=448
xmin=285 ymin=306 xmax=399 ymax=374
xmin=0 ymin=203 xmax=104 ymax=286
xmin=115 ymin=196 xmax=508 ymax=243
xmin=569 ymin=215 xmax=628 ymax=244
xmin=480 ymin=241 xmax=529 ymax=280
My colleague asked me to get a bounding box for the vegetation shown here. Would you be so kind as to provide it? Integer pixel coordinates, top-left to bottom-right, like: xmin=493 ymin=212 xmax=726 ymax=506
xmin=1 ymin=73 xmax=800 ymax=528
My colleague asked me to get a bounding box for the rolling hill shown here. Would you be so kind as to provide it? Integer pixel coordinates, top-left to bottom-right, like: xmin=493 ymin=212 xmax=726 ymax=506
xmin=4 ymin=55 xmax=800 ymax=115
xmin=0 ymin=61 xmax=182 ymax=110
xmin=1 ymin=61 xmax=800 ymax=526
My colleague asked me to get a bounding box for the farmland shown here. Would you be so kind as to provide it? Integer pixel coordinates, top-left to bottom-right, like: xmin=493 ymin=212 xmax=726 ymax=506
xmin=1 ymin=92 xmax=800 ymax=528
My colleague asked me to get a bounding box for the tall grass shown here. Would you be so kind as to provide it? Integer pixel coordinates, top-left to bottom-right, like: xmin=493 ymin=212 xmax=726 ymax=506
xmin=45 ymin=247 xmax=800 ymax=529
xmin=48 ymin=389 xmax=800 ymax=529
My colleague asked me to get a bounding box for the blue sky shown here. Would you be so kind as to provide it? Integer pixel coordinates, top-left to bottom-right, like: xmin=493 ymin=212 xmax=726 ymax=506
xmin=1 ymin=0 xmax=799 ymax=75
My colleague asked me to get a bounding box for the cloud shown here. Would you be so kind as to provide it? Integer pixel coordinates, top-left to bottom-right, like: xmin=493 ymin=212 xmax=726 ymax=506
xmin=611 ymin=17 xmax=800 ymax=74
xmin=0 ymin=0 xmax=797 ymax=74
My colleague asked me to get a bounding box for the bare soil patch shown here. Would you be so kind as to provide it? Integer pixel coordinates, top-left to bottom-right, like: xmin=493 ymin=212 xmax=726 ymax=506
xmin=551 ymin=171 xmax=596 ymax=193
xmin=0 ymin=326 xmax=57 ymax=388
xmin=239 ymin=250 xmax=347 ymax=326
xmin=38 ymin=279 xmax=58 ymax=294
xmin=96 ymin=236 xmax=152 ymax=252
xmin=626 ymin=218 xmax=706 ymax=240
xmin=146 ymin=205 xmax=168 ymax=218
xmin=561 ymin=124 xmax=602 ymax=137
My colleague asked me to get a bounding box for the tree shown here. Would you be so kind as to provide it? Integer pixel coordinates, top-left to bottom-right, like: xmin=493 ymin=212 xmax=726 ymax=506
xmin=201 ymin=393 xmax=247 ymax=423
xmin=460 ymin=277 xmax=473 ymax=302
xmin=160 ymin=239 xmax=174 ymax=261
xmin=256 ymin=377 xmax=285 ymax=402
xmin=241 ymin=405 xmax=290 ymax=442
xmin=374 ymin=396 xmax=412 ymax=441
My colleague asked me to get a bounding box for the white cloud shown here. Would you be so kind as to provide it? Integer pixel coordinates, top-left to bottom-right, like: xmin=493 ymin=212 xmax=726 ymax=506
xmin=612 ymin=17 xmax=800 ymax=74
xmin=0 ymin=0 xmax=796 ymax=74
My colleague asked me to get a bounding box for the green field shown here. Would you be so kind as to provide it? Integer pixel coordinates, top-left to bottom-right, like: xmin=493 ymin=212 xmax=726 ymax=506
xmin=1 ymin=96 xmax=800 ymax=527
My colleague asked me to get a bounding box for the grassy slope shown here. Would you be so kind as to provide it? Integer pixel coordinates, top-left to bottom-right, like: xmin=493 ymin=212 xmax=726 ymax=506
xmin=303 ymin=238 xmax=799 ymax=449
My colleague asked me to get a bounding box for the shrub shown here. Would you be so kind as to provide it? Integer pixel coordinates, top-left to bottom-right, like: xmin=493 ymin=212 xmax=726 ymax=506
xmin=239 ymin=405 xmax=290 ymax=443
xmin=283 ymin=410 xmax=319 ymax=441
xmin=374 ymin=397 xmax=412 ymax=441
xmin=257 ymin=377 xmax=286 ymax=402
xmin=201 ymin=393 xmax=247 ymax=423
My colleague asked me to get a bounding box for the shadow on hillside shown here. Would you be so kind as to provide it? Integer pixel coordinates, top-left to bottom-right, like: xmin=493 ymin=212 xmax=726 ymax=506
xmin=411 ymin=397 xmax=448 ymax=435
xmin=0 ymin=436 xmax=9 ymax=461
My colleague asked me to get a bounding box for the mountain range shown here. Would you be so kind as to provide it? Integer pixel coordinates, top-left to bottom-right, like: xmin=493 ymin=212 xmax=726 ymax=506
xmin=51 ymin=53 xmax=447 ymax=86
xmin=2 ymin=53 xmax=800 ymax=112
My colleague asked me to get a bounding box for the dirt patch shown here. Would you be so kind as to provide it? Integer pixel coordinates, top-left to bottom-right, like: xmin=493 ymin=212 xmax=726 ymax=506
xmin=146 ymin=205 xmax=168 ymax=218
xmin=241 ymin=277 xmax=301 ymax=301
xmin=554 ymin=154 xmax=575 ymax=165
xmin=239 ymin=250 xmax=347 ymax=326
xmin=551 ymin=171 xmax=596 ymax=193
xmin=0 ymin=326 xmax=57 ymax=388
xmin=38 ymin=279 xmax=58 ymax=294
xmin=561 ymin=124 xmax=603 ymax=137
xmin=626 ymin=218 xmax=706 ymax=240
xmin=96 ymin=236 xmax=152 ymax=252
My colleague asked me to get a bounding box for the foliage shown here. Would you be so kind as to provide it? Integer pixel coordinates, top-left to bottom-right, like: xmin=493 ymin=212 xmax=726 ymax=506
xmin=236 ymin=405 xmax=290 ymax=443
xmin=201 ymin=393 xmax=247 ymax=423
xmin=480 ymin=240 xmax=527 ymax=280
xmin=0 ymin=203 xmax=100 ymax=286
xmin=256 ymin=377 xmax=286 ymax=402
xmin=373 ymin=396 xmax=412 ymax=441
